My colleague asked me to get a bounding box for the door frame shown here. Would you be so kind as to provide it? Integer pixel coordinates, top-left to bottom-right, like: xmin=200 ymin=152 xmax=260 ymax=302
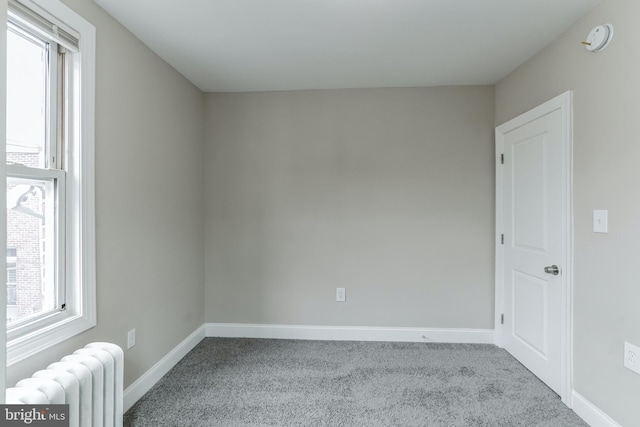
xmin=494 ymin=90 xmax=574 ymax=406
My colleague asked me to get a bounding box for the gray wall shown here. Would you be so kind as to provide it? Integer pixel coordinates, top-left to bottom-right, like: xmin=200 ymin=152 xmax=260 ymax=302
xmin=7 ymin=0 xmax=205 ymax=388
xmin=495 ymin=0 xmax=640 ymax=425
xmin=10 ymin=2 xmax=635 ymax=424
xmin=204 ymin=87 xmax=495 ymax=328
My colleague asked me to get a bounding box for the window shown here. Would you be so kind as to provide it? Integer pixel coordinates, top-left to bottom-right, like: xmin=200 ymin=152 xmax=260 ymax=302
xmin=6 ymin=0 xmax=95 ymax=365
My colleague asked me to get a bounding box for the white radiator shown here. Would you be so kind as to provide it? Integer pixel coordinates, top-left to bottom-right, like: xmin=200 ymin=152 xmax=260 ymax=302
xmin=6 ymin=342 xmax=124 ymax=427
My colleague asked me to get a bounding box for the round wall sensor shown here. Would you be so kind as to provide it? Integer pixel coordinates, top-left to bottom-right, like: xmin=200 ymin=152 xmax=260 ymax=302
xmin=583 ymin=24 xmax=614 ymax=52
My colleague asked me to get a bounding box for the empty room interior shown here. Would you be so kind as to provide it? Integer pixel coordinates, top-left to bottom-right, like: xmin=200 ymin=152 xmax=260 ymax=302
xmin=2 ymin=0 xmax=640 ymax=426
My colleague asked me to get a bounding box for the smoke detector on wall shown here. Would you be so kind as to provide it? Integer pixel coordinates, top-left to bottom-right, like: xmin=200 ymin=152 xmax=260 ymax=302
xmin=582 ymin=24 xmax=614 ymax=52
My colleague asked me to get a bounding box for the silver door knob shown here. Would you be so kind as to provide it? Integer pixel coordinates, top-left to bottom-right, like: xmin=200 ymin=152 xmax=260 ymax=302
xmin=544 ymin=265 xmax=559 ymax=276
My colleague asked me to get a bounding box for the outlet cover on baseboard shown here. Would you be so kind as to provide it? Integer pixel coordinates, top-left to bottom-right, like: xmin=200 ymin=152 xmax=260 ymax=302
xmin=624 ymin=342 xmax=640 ymax=375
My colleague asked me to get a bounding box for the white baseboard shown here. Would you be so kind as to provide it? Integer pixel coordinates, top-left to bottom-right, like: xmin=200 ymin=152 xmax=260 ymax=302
xmin=572 ymin=391 xmax=621 ymax=427
xmin=205 ymin=323 xmax=494 ymax=344
xmin=123 ymin=325 xmax=205 ymax=412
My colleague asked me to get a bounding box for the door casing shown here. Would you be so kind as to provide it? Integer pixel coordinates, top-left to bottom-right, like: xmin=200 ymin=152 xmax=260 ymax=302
xmin=494 ymin=90 xmax=573 ymax=406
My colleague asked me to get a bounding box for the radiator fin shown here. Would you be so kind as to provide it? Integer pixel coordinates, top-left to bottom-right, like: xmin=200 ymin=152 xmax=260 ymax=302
xmin=6 ymin=342 xmax=124 ymax=427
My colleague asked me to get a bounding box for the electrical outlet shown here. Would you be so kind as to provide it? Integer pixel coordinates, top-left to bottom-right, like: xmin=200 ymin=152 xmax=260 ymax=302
xmin=127 ymin=328 xmax=136 ymax=350
xmin=336 ymin=287 xmax=346 ymax=302
xmin=624 ymin=342 xmax=640 ymax=375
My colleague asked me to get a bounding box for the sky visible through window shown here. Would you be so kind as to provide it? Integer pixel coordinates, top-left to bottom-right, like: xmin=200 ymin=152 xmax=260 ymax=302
xmin=7 ymin=27 xmax=47 ymax=165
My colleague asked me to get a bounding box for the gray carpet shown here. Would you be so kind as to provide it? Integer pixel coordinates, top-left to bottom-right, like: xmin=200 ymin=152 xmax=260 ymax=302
xmin=124 ymin=338 xmax=587 ymax=426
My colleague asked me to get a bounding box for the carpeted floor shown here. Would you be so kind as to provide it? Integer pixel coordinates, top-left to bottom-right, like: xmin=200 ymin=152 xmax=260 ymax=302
xmin=124 ymin=338 xmax=587 ymax=426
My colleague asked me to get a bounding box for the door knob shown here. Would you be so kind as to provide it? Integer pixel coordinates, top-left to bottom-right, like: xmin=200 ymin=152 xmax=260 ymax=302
xmin=544 ymin=265 xmax=560 ymax=276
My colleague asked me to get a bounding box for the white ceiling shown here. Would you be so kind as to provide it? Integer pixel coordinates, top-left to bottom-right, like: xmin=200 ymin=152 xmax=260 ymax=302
xmin=94 ymin=0 xmax=602 ymax=93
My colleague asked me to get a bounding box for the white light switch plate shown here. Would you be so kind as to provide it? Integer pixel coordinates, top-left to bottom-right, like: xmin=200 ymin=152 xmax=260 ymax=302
xmin=127 ymin=328 xmax=136 ymax=349
xmin=593 ymin=210 xmax=608 ymax=233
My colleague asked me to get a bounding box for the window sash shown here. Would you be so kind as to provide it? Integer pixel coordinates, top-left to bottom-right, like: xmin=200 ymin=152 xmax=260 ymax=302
xmin=6 ymin=165 xmax=66 ymax=339
xmin=7 ymin=19 xmax=62 ymax=170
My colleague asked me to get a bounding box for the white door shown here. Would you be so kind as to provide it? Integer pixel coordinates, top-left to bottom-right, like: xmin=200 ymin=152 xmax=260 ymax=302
xmin=496 ymin=92 xmax=572 ymax=400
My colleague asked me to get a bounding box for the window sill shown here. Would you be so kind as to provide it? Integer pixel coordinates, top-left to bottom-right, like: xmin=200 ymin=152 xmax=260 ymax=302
xmin=7 ymin=312 xmax=96 ymax=366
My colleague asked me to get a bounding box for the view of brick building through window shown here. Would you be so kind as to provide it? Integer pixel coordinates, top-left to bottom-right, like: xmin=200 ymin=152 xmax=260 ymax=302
xmin=7 ymin=150 xmax=51 ymax=324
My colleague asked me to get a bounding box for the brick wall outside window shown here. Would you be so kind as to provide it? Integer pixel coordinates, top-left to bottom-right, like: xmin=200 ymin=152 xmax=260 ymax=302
xmin=7 ymin=151 xmax=45 ymax=323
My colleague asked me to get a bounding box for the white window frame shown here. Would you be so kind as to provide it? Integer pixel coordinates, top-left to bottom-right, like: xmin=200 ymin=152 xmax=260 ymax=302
xmin=6 ymin=0 xmax=95 ymax=365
